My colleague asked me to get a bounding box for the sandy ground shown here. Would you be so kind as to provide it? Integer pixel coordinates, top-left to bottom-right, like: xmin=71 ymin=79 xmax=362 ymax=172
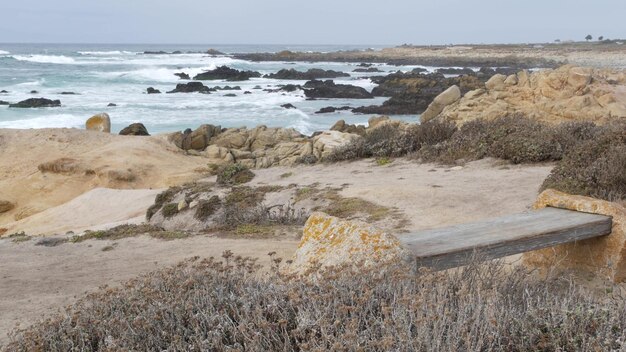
xmin=0 ymin=157 xmax=553 ymax=344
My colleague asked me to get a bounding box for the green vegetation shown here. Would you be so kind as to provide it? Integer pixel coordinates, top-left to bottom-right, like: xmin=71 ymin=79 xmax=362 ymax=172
xmin=280 ymin=172 xmax=294 ymax=178
xmin=216 ymin=163 xmax=255 ymax=185
xmin=161 ymin=203 xmax=179 ymax=218
xmin=71 ymin=224 xmax=191 ymax=242
xmin=7 ymin=255 xmax=626 ymax=351
xmin=194 ymin=196 xmax=221 ymax=221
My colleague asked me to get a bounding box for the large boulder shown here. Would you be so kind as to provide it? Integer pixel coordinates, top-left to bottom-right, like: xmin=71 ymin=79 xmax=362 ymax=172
xmin=287 ymin=212 xmax=410 ymax=274
xmin=312 ymin=130 xmax=358 ymax=159
xmin=167 ymin=82 xmax=212 ymax=94
xmin=0 ymin=200 xmax=15 ymax=214
xmin=9 ymin=98 xmax=61 ymax=108
xmin=329 ymin=119 xmax=366 ymax=136
xmin=193 ymin=66 xmax=261 ymax=81
xmin=303 ymin=80 xmax=373 ymax=99
xmin=85 ymin=113 xmax=111 ymax=133
xmin=264 ymin=68 xmax=350 ymax=80
xmin=523 ymin=189 xmax=626 ymax=282
xmin=119 ymin=123 xmax=150 ymax=136
xmin=420 ymin=85 xmax=461 ymax=123
xmin=169 ymin=124 xmax=222 ymax=151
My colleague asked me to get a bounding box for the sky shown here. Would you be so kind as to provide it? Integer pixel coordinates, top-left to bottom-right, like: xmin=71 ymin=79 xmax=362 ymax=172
xmin=0 ymin=0 xmax=624 ymax=45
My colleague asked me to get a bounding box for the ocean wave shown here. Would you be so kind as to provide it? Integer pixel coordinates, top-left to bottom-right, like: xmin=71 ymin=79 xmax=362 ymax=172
xmin=0 ymin=50 xmax=9 ymax=55
xmin=78 ymin=50 xmax=136 ymax=56
xmin=11 ymin=55 xmax=76 ymax=64
xmin=0 ymin=114 xmax=85 ymax=129
xmin=94 ymin=65 xmax=217 ymax=82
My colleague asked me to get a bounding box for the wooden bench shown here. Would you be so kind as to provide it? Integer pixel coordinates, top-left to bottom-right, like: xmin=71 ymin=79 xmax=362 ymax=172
xmin=399 ymin=207 xmax=613 ymax=270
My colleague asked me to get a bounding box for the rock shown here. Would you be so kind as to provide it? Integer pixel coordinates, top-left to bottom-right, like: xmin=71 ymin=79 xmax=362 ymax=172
xmin=0 ymin=100 xmax=9 ymax=105
xmin=193 ymin=66 xmax=261 ymax=81
xmin=0 ymin=90 xmax=8 ymax=93
xmin=85 ymin=113 xmax=111 ymax=133
xmin=206 ymin=48 xmax=225 ymax=55
xmin=146 ymin=87 xmax=161 ymax=94
xmin=287 ymin=212 xmax=410 ymax=274
xmin=177 ymin=199 xmax=188 ymax=211
xmin=357 ymin=63 xmax=373 ymax=67
xmin=30 ymin=90 xmax=38 ymax=94
xmin=244 ymin=91 xmax=252 ymax=94
xmin=264 ymin=68 xmax=350 ymax=80
xmin=167 ymin=82 xmax=212 ymax=94
xmin=353 ymin=67 xmax=384 ymax=73
xmin=174 ymin=72 xmax=190 ymax=80
xmin=420 ymin=85 xmax=461 ymax=123
xmin=436 ymin=67 xmax=475 ymax=75
xmin=315 ymin=106 xmax=352 ymax=114
xmin=368 ymin=116 xmax=390 ymax=129
xmin=0 ymin=200 xmax=15 ymax=214
xmin=503 ymin=74 xmax=518 ymax=86
xmin=185 ymin=124 xmax=222 ymax=151
xmin=223 ymin=93 xmax=236 ymax=97
xmin=9 ymin=98 xmax=61 ymax=108
xmin=60 ymin=92 xmax=78 ymax=95
xmin=313 ymin=130 xmax=359 ymax=159
xmin=329 ymin=119 xmax=366 ymax=136
xmin=523 ymin=189 xmax=626 ymax=282
xmin=281 ymin=103 xmax=297 ymax=109
xmin=568 ymin=67 xmax=593 ymax=91
xmin=303 ymin=80 xmax=373 ymax=99
xmin=203 ymin=145 xmax=230 ymax=159
xmin=485 ymin=74 xmax=507 ymax=91
xmin=107 ymin=103 xmax=117 ymax=107
xmin=214 ymin=86 xmax=241 ymax=91
xmin=119 ymin=123 xmax=150 ymax=136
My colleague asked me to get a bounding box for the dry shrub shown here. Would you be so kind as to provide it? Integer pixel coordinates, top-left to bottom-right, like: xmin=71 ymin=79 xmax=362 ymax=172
xmin=541 ymin=122 xmax=626 ymax=201
xmin=216 ymin=163 xmax=255 ymax=185
xmin=6 ymin=255 xmax=626 ymax=351
xmin=146 ymin=187 xmax=181 ymax=220
xmin=194 ymin=195 xmax=221 ymax=221
xmin=37 ymin=158 xmax=81 ymax=174
xmin=71 ymin=224 xmax=167 ymax=242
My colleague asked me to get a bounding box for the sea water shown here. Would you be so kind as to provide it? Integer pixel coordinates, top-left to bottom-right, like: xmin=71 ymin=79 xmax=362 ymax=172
xmin=0 ymin=44 xmax=426 ymax=135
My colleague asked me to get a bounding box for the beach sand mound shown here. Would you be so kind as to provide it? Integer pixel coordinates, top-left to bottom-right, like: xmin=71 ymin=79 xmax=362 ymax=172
xmin=0 ymin=128 xmax=208 ymax=228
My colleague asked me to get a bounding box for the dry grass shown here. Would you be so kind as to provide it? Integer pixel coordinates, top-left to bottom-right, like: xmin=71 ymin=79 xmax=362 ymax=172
xmin=70 ymin=224 xmax=184 ymax=242
xmin=6 ymin=255 xmax=626 ymax=351
xmin=37 ymin=158 xmax=81 ymax=174
xmin=319 ymin=190 xmax=391 ymax=222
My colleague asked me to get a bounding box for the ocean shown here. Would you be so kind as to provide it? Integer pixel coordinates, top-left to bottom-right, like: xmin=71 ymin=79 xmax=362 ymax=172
xmin=0 ymin=44 xmax=427 ymax=135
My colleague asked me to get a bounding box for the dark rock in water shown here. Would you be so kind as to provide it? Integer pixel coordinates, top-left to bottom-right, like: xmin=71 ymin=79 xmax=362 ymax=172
xmin=244 ymin=91 xmax=252 ymax=94
xmin=353 ymin=71 xmax=483 ymax=115
xmin=357 ymin=63 xmax=373 ymax=67
xmin=0 ymin=90 xmax=8 ymax=93
xmin=167 ymin=82 xmax=212 ymax=94
xmin=9 ymin=98 xmax=61 ymax=108
xmin=147 ymin=87 xmax=162 ymax=94
xmin=303 ymin=80 xmax=373 ymax=99
xmin=143 ymin=51 xmax=168 ymax=55
xmin=353 ymin=67 xmax=384 ymax=73
xmin=107 ymin=103 xmax=117 ymax=107
xmin=315 ymin=106 xmax=352 ymax=114
xmin=206 ymin=48 xmax=225 ymax=55
xmin=411 ymin=68 xmax=428 ymax=74
xmin=477 ymin=66 xmax=520 ymax=79
xmin=264 ymin=68 xmax=350 ymax=80
xmin=436 ymin=67 xmax=475 ymax=75
xmin=278 ymin=84 xmax=301 ymax=92
xmin=281 ymin=103 xmax=297 ymax=109
xmin=59 ymin=91 xmax=79 ymax=95
xmin=253 ymin=85 xmax=263 ymax=90
xmin=0 ymin=100 xmax=9 ymax=105
xmin=214 ymin=86 xmax=241 ymax=91
xmin=30 ymin=90 xmax=38 ymax=94
xmin=174 ymin=72 xmax=191 ymax=80
xmin=224 ymin=93 xmax=237 ymax=97
xmin=330 ymin=119 xmax=366 ymax=136
xmin=172 ymin=51 xmax=182 ymax=54
xmin=120 ymin=123 xmax=150 ymax=136
xmin=193 ymin=66 xmax=261 ymax=81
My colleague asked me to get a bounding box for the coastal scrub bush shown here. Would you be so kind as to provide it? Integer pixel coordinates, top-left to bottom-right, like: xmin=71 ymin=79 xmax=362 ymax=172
xmin=216 ymin=163 xmax=255 ymax=185
xmin=194 ymin=195 xmax=221 ymax=221
xmin=7 ymin=255 xmax=626 ymax=351
xmin=161 ymin=203 xmax=179 ymax=218
xmin=146 ymin=186 xmax=181 ymax=220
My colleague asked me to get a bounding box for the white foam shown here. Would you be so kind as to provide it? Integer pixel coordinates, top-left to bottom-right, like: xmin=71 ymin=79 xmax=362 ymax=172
xmin=78 ymin=51 xmax=135 ymax=56
xmin=15 ymin=78 xmax=46 ymax=86
xmin=0 ymin=114 xmax=85 ymax=129
xmin=0 ymin=50 xmax=9 ymax=55
xmin=12 ymin=55 xmax=76 ymax=64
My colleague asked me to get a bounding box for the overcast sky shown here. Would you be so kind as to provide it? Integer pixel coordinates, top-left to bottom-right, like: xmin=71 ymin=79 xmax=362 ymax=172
xmin=0 ymin=0 xmax=624 ymax=45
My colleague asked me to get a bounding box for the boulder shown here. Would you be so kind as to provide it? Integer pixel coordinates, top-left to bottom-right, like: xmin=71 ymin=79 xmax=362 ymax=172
xmin=280 ymin=103 xmax=296 ymax=109
xmin=119 ymin=123 xmax=150 ymax=136
xmin=313 ymin=130 xmax=358 ymax=159
xmin=193 ymin=66 xmax=261 ymax=81
xmin=353 ymin=67 xmax=384 ymax=73
xmin=174 ymin=72 xmax=190 ymax=80
xmin=0 ymin=200 xmax=15 ymax=214
xmin=315 ymin=106 xmax=352 ymax=114
xmin=186 ymin=124 xmax=222 ymax=151
xmin=303 ymin=80 xmax=373 ymax=99
xmin=85 ymin=113 xmax=111 ymax=133
xmin=329 ymin=119 xmax=366 ymax=136
xmin=287 ymin=212 xmax=410 ymax=274
xmin=9 ymin=98 xmax=61 ymax=108
xmin=146 ymin=87 xmax=161 ymax=94
xmin=167 ymin=82 xmax=212 ymax=94
xmin=420 ymin=85 xmax=461 ymax=123
xmin=0 ymin=100 xmax=9 ymax=105
xmin=485 ymin=74 xmax=507 ymax=90
xmin=368 ymin=116 xmax=390 ymax=129
xmin=107 ymin=103 xmax=117 ymax=107
xmin=264 ymin=68 xmax=350 ymax=80
xmin=523 ymin=189 xmax=626 ymax=282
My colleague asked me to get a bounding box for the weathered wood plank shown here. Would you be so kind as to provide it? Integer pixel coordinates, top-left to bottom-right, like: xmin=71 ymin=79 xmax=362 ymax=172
xmin=398 ymin=207 xmax=612 ymax=270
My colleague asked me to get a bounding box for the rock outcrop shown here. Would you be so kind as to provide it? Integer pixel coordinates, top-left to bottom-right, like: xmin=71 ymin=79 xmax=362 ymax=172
xmin=119 ymin=123 xmax=150 ymax=136
xmin=315 ymin=106 xmax=352 ymax=114
xmin=435 ymin=65 xmax=626 ymax=125
xmin=174 ymin=72 xmax=190 ymax=80
xmin=167 ymin=82 xmax=212 ymax=94
xmin=85 ymin=113 xmax=111 ymax=133
xmin=9 ymin=98 xmax=61 ymax=108
xmin=523 ymin=189 xmax=626 ymax=282
xmin=303 ymin=80 xmax=373 ymax=99
xmin=146 ymin=87 xmax=161 ymax=94
xmin=287 ymin=212 xmax=410 ymax=274
xmin=329 ymin=120 xmax=366 ymax=136
xmin=193 ymin=66 xmax=261 ymax=81
xmin=420 ymin=85 xmax=461 ymax=122
xmin=264 ymin=68 xmax=350 ymax=80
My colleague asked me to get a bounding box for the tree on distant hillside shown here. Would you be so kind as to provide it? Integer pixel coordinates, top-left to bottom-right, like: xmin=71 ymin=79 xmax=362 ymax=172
xmin=598 ymin=36 xmax=604 ymax=41
xmin=585 ymin=34 xmax=593 ymax=41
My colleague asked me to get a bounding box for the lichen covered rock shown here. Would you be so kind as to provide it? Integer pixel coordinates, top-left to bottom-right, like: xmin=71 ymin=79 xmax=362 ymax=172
xmin=523 ymin=189 xmax=626 ymax=282
xmin=85 ymin=113 xmax=111 ymax=133
xmin=288 ymin=212 xmax=410 ymax=274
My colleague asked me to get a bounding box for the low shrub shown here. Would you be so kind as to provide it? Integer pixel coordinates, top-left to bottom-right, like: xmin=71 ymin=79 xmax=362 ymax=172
xmin=71 ymin=224 xmax=166 ymax=242
xmin=194 ymin=195 xmax=221 ymax=221
xmin=216 ymin=163 xmax=255 ymax=185
xmin=161 ymin=203 xmax=179 ymax=218
xmin=146 ymin=187 xmax=181 ymax=220
xmin=7 ymin=255 xmax=626 ymax=351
